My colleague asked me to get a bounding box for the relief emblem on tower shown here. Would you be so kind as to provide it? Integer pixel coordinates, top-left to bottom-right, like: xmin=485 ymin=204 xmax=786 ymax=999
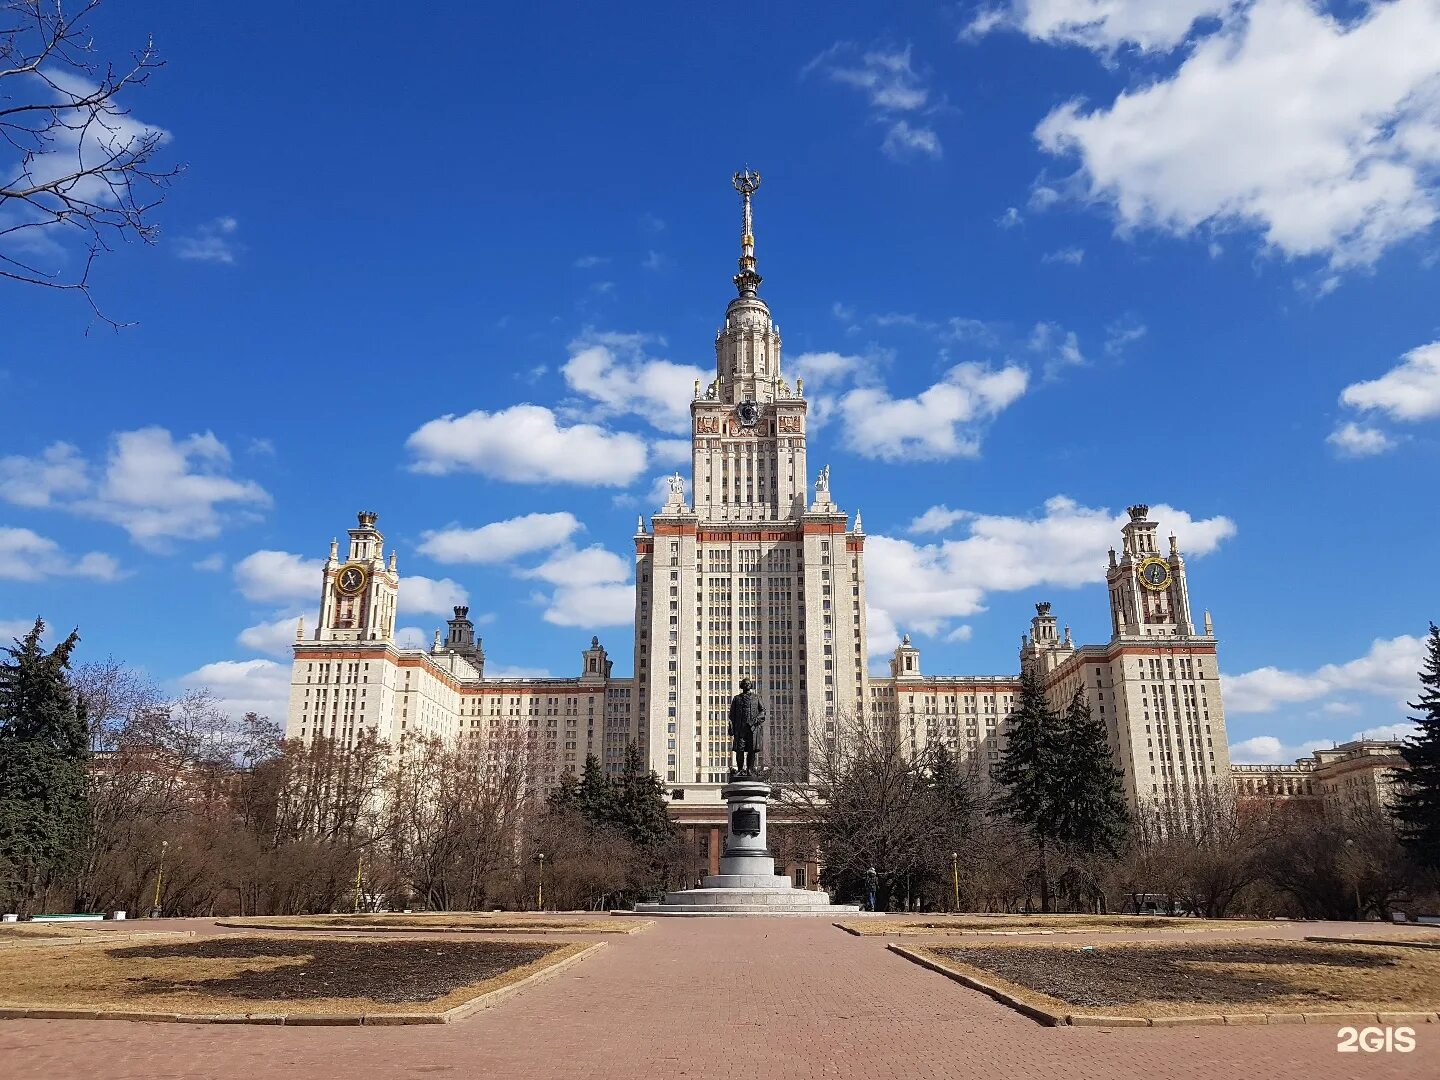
xmin=695 ymin=416 xmax=720 ymax=435
xmin=778 ymin=414 xmax=801 ymax=433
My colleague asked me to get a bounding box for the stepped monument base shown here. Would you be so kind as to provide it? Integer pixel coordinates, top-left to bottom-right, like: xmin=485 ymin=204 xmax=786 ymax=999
xmin=630 ymin=777 xmax=864 ymax=917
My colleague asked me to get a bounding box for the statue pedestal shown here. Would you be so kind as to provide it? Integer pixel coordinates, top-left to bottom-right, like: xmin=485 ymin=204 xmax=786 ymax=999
xmin=627 ymin=777 xmax=867 ymax=917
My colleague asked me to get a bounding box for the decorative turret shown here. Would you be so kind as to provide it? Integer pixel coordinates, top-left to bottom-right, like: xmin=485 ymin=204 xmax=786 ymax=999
xmin=732 ymin=168 xmax=763 ymax=298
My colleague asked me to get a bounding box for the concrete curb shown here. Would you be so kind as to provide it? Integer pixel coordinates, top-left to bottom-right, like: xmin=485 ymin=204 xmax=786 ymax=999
xmin=885 ymin=944 xmax=1440 ymax=1030
xmin=886 ymin=944 xmax=1062 ymax=1026
xmin=215 ymin=919 xmax=643 ymax=935
xmin=0 ymin=940 xmax=607 ymax=1027
xmin=846 ymin=923 xmax=1264 ymax=939
xmin=1304 ymin=935 xmax=1440 ymax=950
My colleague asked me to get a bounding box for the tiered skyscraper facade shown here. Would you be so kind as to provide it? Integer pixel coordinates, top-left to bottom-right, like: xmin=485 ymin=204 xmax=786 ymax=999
xmin=284 ymin=174 xmax=1235 ymax=837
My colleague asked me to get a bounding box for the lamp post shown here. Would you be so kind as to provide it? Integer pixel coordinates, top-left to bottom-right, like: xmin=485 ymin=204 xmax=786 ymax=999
xmin=536 ymin=853 xmax=546 ymax=911
xmin=353 ymin=855 xmax=364 ymax=914
xmin=951 ymin=851 xmax=959 ymax=912
xmin=150 ymin=840 xmax=169 ymax=918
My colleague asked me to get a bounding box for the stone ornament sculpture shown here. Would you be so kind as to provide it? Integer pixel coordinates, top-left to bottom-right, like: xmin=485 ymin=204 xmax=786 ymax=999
xmin=728 ymin=677 xmax=766 ymax=777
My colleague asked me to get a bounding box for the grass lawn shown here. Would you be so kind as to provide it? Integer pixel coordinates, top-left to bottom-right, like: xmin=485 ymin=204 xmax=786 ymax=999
xmin=838 ymin=914 xmax=1269 ymax=936
xmin=0 ymin=924 xmax=188 ymax=949
xmin=0 ymin=933 xmax=590 ymax=1018
xmin=218 ymin=912 xmax=645 ymax=934
xmin=913 ymin=940 xmax=1440 ymax=1020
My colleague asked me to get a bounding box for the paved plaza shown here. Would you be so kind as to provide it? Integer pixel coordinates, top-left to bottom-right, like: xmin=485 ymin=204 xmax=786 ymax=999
xmin=1 ymin=917 xmax=1435 ymax=1080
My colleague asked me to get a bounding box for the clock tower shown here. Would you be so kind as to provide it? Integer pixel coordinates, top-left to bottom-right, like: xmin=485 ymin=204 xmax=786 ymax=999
xmin=317 ymin=510 xmax=398 ymax=643
xmin=1107 ymin=504 xmax=1195 ymax=639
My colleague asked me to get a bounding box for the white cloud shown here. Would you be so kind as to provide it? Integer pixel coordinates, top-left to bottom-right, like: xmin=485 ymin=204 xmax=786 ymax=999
xmin=651 ymin=438 xmax=692 ymax=467
xmin=177 ymin=659 xmax=289 ymax=722
xmin=88 ymin=428 xmax=270 ymax=548
xmin=1029 ymin=321 xmax=1086 ymax=379
xmin=790 ymin=351 xmax=866 ymax=388
xmin=882 ymin=120 xmax=943 ymax=160
xmin=1339 ymin=340 xmax=1440 ymax=422
xmin=0 ymin=442 xmax=88 ymax=507
xmin=237 ymin=612 xmax=313 ymax=658
xmin=0 ymin=619 xmax=40 ymax=643
xmin=398 ymin=575 xmax=468 ymax=617
xmin=0 ymin=526 xmax=121 ymax=582
xmin=233 ymin=550 xmax=322 ymax=604
xmin=967 ymin=1 xmax=1242 ymax=54
xmin=1228 ymin=734 xmax=1328 ymax=764
xmin=542 ymin=583 xmax=634 ymax=628
xmin=193 ymin=553 xmax=226 ymax=572
xmin=520 ymin=545 xmax=630 ymax=586
xmin=406 ymin=404 xmax=647 ymax=486
xmin=1326 ymin=421 xmax=1396 ymax=458
xmin=945 ymin=625 xmax=975 ymax=644
xmin=1042 ymin=246 xmax=1085 ymax=265
xmin=838 ymin=362 xmax=1028 ymax=461
xmin=175 ymin=217 xmax=241 ymax=264
xmin=1104 ymin=317 xmax=1148 ymax=356
xmin=908 ymin=505 xmax=971 ymax=534
xmin=997 ymin=206 xmax=1024 ymax=229
xmin=573 ymin=254 xmax=608 ymax=268
xmin=866 ymin=497 xmax=1234 ymax=653
xmin=487 ymin=663 xmax=555 ymax=679
xmin=1355 ymin=722 xmax=1421 ymax=743
xmin=804 ymin=43 xmax=942 ymax=160
xmin=1033 ymin=0 xmax=1440 ymax=268
xmin=418 ymin=512 xmax=582 ymax=564
xmin=0 ymin=429 xmax=267 ymax=548
xmin=1223 ymin=634 xmax=1426 ymax=713
xmin=561 ymin=331 xmax=705 ymax=434
xmin=395 ymin=626 xmax=430 ymax=650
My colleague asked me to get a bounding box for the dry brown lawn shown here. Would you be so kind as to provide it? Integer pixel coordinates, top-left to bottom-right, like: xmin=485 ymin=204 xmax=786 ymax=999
xmin=218 ymin=912 xmax=643 ymax=934
xmin=916 ymin=939 xmax=1440 ymax=1018
xmin=0 ymin=924 xmax=187 ymax=949
xmin=0 ymin=933 xmax=590 ymax=1017
xmin=840 ymin=914 xmax=1268 ymax=936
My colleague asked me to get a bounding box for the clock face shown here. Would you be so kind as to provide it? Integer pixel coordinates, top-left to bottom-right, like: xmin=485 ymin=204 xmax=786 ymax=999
xmin=1139 ymin=556 xmax=1172 ymax=592
xmin=335 ymin=563 xmax=369 ymax=596
xmin=737 ymin=400 xmax=759 ymax=427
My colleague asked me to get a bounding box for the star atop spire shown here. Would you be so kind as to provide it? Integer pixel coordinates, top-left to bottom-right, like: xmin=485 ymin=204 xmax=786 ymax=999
xmin=732 ymin=168 xmax=763 ymax=297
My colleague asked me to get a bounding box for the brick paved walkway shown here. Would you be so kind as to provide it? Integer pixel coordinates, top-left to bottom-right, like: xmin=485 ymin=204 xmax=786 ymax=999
xmin=2 ymin=917 xmax=1436 ymax=1079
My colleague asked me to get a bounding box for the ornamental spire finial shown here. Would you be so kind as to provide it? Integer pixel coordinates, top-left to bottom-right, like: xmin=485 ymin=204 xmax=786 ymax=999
xmin=732 ymin=168 xmax=763 ymax=297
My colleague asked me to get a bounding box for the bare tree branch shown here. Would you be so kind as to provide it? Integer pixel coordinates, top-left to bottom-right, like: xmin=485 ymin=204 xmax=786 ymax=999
xmin=0 ymin=0 xmax=179 ymax=327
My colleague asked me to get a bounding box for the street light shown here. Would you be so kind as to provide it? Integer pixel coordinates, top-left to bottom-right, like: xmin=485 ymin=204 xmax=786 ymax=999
xmin=951 ymin=851 xmax=959 ymax=912
xmin=536 ymin=852 xmax=546 ymax=911
xmin=150 ymin=840 xmax=169 ymax=918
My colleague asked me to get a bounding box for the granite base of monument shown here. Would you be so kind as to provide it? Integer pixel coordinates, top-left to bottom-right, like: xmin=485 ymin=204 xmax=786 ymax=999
xmin=629 ymin=778 xmax=866 ymax=917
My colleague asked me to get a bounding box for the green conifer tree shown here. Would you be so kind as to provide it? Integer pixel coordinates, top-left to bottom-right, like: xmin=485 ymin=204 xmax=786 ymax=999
xmin=0 ymin=619 xmax=88 ymax=914
xmin=1394 ymin=624 xmax=1440 ymax=872
xmin=994 ymin=665 xmax=1060 ymax=911
xmin=1050 ymin=690 xmax=1129 ymax=858
xmin=614 ymin=742 xmax=677 ymax=850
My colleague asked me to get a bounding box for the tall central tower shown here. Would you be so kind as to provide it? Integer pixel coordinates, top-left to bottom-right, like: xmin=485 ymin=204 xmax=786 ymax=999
xmin=634 ymin=172 xmax=870 ymax=801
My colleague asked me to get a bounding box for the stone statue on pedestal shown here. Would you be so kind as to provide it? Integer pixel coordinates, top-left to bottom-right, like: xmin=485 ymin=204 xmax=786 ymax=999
xmin=728 ymin=678 xmax=766 ymax=777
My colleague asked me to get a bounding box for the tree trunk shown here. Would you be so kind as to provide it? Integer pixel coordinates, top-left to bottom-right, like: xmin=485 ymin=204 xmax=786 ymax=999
xmin=1038 ymin=839 xmax=1051 ymax=914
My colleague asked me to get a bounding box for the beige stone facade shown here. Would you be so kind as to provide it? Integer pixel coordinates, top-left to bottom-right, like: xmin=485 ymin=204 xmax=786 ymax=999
xmin=1233 ymin=740 xmax=1408 ymax=815
xmin=283 ymin=175 xmax=1244 ymax=826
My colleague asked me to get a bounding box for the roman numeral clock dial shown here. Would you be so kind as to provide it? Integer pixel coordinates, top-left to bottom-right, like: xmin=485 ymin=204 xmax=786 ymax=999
xmin=334 ymin=563 xmax=369 ymax=596
xmin=1138 ymin=556 xmax=1172 ymax=591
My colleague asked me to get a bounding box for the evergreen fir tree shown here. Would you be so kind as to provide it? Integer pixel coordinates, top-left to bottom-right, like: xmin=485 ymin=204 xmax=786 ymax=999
xmin=1394 ymin=623 xmax=1440 ymax=872
xmin=575 ymin=753 xmax=618 ymax=827
xmin=614 ymin=742 xmax=677 ymax=850
xmin=1050 ymin=690 xmax=1129 ymax=857
xmin=0 ymin=619 xmax=88 ymax=913
xmin=994 ymin=665 xmax=1060 ymax=910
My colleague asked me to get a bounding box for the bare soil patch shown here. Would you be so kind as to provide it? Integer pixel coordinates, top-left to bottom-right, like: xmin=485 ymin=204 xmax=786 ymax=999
xmin=925 ymin=940 xmax=1440 ymax=1017
xmin=840 ymin=915 xmax=1267 ymax=936
xmin=0 ymin=933 xmax=585 ymax=1016
xmin=220 ymin=913 xmax=640 ymax=934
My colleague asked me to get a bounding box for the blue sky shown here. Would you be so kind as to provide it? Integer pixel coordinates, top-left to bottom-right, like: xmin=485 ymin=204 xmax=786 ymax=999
xmin=3 ymin=1 xmax=1438 ymax=765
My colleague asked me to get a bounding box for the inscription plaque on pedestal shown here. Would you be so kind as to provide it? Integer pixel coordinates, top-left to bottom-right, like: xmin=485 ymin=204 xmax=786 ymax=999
xmin=732 ymin=808 xmax=761 ymax=836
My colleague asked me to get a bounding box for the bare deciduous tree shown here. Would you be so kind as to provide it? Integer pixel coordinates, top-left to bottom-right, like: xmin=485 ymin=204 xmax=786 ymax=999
xmin=1 ymin=0 xmax=178 ymax=323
